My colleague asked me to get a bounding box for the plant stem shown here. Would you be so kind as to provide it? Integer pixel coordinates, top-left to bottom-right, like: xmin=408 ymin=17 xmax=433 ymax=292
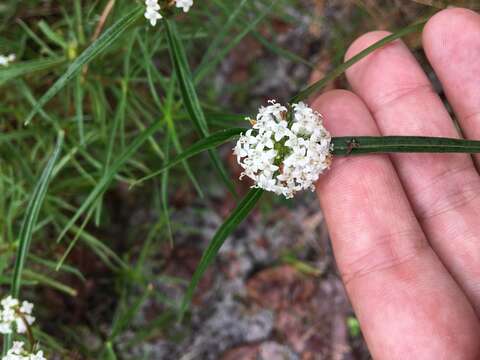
xmin=331 ymin=136 xmax=480 ymax=155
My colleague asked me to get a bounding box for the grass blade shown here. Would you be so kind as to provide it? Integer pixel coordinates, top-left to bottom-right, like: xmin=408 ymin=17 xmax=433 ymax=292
xmin=57 ymin=119 xmax=163 ymax=243
xmin=11 ymin=131 xmax=64 ymax=297
xmin=164 ymin=19 xmax=237 ymax=197
xmin=194 ymin=1 xmax=274 ymax=83
xmin=24 ymin=6 xmax=143 ymax=125
xmin=179 ymin=188 xmax=264 ymax=320
xmin=332 ymin=136 xmax=480 ymax=155
xmin=0 ymin=57 xmax=65 ymax=86
xmin=3 ymin=131 xmax=64 ymax=355
xmin=132 ymin=128 xmax=245 ymax=187
xmin=289 ymin=20 xmax=428 ymax=103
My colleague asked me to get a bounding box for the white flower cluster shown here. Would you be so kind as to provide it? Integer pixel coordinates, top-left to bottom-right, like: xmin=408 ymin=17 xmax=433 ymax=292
xmin=0 ymin=54 xmax=15 ymax=67
xmin=234 ymin=100 xmax=332 ymax=198
xmin=2 ymin=341 xmax=46 ymax=360
xmin=0 ymin=296 xmax=35 ymax=335
xmin=144 ymin=0 xmax=194 ymax=26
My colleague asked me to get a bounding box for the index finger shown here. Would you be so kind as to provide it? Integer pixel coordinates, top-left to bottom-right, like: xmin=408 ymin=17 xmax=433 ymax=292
xmin=313 ymin=90 xmax=480 ymax=358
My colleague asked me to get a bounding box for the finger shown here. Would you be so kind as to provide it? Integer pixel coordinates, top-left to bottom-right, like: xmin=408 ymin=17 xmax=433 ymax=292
xmin=423 ymin=8 xmax=480 ymax=164
xmin=345 ymin=31 xmax=480 ymax=313
xmin=313 ymin=90 xmax=480 ymax=359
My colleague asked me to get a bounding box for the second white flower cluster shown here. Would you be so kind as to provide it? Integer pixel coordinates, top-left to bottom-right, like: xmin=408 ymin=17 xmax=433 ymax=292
xmin=234 ymin=101 xmax=332 ymax=198
xmin=0 ymin=296 xmax=45 ymax=360
xmin=144 ymin=0 xmax=194 ymax=26
xmin=0 ymin=296 xmax=35 ymax=335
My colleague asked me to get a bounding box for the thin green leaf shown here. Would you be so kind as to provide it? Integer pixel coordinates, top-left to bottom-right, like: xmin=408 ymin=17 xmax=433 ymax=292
xmin=290 ymin=20 xmax=428 ymax=103
xmin=194 ymin=1 xmax=274 ymax=83
xmin=3 ymin=131 xmax=64 ymax=355
xmin=161 ymin=139 xmax=173 ymax=245
xmin=74 ymin=75 xmax=85 ymax=144
xmin=57 ymin=119 xmax=163 ymax=243
xmin=179 ymin=188 xmax=264 ymax=320
xmin=0 ymin=57 xmax=65 ymax=86
xmin=24 ymin=6 xmax=143 ymax=125
xmin=196 ymin=0 xmax=250 ymax=74
xmin=164 ymin=19 xmax=237 ymax=197
xmin=23 ymin=269 xmax=77 ymax=297
xmin=332 ymin=136 xmax=480 ymax=155
xmin=11 ymin=130 xmax=64 ymax=297
xmin=38 ymin=20 xmax=68 ymax=49
xmin=131 ymin=128 xmax=245 ymax=187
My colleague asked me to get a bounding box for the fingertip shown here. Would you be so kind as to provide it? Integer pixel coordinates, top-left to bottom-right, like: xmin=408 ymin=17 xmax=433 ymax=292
xmin=423 ymin=7 xmax=480 ymax=61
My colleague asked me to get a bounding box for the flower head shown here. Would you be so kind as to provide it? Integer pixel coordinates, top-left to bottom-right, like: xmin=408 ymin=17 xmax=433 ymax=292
xmin=234 ymin=100 xmax=331 ymax=198
xmin=0 ymin=296 xmax=35 ymax=335
xmin=2 ymin=341 xmax=46 ymax=360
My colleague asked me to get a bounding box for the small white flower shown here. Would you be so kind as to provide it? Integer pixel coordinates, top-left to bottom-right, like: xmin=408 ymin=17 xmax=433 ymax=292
xmin=233 ymin=100 xmax=332 ymax=198
xmin=19 ymin=301 xmax=33 ymax=315
xmin=2 ymin=341 xmax=47 ymax=360
xmin=1 ymin=296 xmax=18 ymax=309
xmin=175 ymin=0 xmax=194 ymax=12
xmin=0 ymin=322 xmax=11 ymax=334
xmin=0 ymin=54 xmax=16 ymax=67
xmin=16 ymin=314 xmax=35 ymax=334
xmin=144 ymin=0 xmax=162 ymax=26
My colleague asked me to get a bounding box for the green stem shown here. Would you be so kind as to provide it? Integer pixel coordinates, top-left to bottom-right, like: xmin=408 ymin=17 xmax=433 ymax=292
xmin=331 ymin=136 xmax=480 ymax=155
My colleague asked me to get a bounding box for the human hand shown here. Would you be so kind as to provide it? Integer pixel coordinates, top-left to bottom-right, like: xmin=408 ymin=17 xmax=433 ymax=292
xmin=313 ymin=8 xmax=480 ymax=359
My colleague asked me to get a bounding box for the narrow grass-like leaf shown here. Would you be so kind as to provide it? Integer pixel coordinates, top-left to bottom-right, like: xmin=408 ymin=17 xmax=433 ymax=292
xmin=0 ymin=57 xmax=65 ymax=86
xmin=196 ymin=0 xmax=250 ymax=73
xmin=24 ymin=6 xmax=143 ymax=125
xmin=332 ymin=136 xmax=480 ymax=155
xmin=179 ymin=188 xmax=264 ymax=320
xmin=57 ymin=119 xmax=163 ymax=243
xmin=17 ymin=19 xmax=56 ymax=57
xmin=38 ymin=20 xmax=68 ymax=49
xmin=161 ymin=139 xmax=173 ymax=245
xmin=138 ymin=37 xmax=203 ymax=196
xmin=74 ymin=75 xmax=85 ymax=144
xmin=194 ymin=1 xmax=274 ymax=83
xmin=132 ymin=128 xmax=245 ymax=187
xmin=23 ymin=269 xmax=77 ymax=297
xmin=109 ymin=284 xmax=153 ymax=340
xmin=11 ymin=131 xmax=64 ymax=297
xmin=290 ymin=20 xmax=428 ymax=103
xmin=3 ymin=131 xmax=64 ymax=355
xmin=164 ymin=19 xmax=237 ymax=197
